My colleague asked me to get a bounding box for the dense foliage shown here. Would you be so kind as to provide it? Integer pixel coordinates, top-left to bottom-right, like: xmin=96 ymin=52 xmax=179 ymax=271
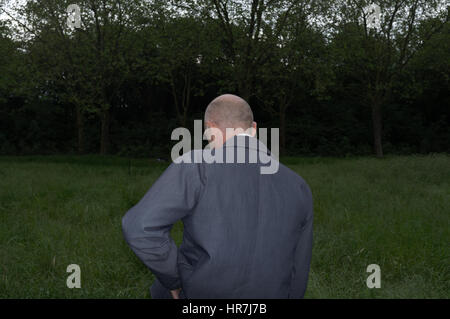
xmin=0 ymin=0 xmax=448 ymax=157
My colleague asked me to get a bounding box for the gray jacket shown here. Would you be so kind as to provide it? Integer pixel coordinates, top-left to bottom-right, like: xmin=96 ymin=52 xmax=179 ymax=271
xmin=122 ymin=135 xmax=313 ymax=298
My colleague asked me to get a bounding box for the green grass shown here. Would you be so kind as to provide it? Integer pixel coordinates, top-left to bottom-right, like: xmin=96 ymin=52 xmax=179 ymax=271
xmin=0 ymin=154 xmax=448 ymax=298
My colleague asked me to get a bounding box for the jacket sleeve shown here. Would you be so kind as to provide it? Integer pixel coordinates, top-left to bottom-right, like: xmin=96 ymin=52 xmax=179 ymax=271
xmin=288 ymin=182 xmax=313 ymax=299
xmin=121 ymin=160 xmax=203 ymax=290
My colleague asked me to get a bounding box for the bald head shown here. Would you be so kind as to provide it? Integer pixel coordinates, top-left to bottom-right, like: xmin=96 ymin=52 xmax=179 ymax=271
xmin=204 ymin=94 xmax=254 ymax=130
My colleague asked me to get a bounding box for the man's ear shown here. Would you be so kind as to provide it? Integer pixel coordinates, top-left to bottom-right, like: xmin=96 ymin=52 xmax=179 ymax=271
xmin=204 ymin=120 xmax=218 ymax=130
xmin=250 ymin=121 xmax=257 ymax=137
xmin=204 ymin=121 xmax=223 ymax=145
xmin=244 ymin=122 xmax=257 ymax=136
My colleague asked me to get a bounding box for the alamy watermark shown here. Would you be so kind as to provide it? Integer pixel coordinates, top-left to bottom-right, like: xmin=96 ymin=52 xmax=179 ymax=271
xmin=66 ymin=264 xmax=81 ymax=288
xmin=363 ymin=3 xmax=381 ymax=30
xmin=366 ymin=264 xmax=381 ymax=288
xmin=170 ymin=120 xmax=280 ymax=174
xmin=67 ymin=4 xmax=81 ymax=29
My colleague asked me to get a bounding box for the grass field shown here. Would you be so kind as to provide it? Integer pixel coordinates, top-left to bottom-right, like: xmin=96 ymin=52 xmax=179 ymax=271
xmin=0 ymin=154 xmax=449 ymax=298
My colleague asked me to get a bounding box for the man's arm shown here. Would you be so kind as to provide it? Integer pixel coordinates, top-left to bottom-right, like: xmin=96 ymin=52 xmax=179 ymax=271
xmin=288 ymin=182 xmax=313 ymax=299
xmin=122 ymin=159 xmax=203 ymax=291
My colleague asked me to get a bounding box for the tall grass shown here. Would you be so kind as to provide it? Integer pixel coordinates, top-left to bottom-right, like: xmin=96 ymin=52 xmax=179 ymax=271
xmin=0 ymin=154 xmax=448 ymax=298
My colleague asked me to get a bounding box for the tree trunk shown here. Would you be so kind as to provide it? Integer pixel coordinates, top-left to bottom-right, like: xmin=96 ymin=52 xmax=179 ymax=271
xmin=100 ymin=108 xmax=110 ymax=155
xmin=371 ymin=101 xmax=383 ymax=157
xmin=75 ymin=104 xmax=85 ymax=154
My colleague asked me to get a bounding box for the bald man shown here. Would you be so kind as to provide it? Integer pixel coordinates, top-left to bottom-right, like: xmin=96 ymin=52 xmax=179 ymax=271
xmin=122 ymin=94 xmax=313 ymax=299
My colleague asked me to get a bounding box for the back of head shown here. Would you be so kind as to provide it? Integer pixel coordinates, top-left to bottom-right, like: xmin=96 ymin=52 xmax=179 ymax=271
xmin=204 ymin=94 xmax=254 ymax=131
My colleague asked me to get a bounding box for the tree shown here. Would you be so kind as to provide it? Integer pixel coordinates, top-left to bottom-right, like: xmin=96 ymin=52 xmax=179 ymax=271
xmin=7 ymin=0 xmax=147 ymax=154
xmin=328 ymin=0 xmax=449 ymax=157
